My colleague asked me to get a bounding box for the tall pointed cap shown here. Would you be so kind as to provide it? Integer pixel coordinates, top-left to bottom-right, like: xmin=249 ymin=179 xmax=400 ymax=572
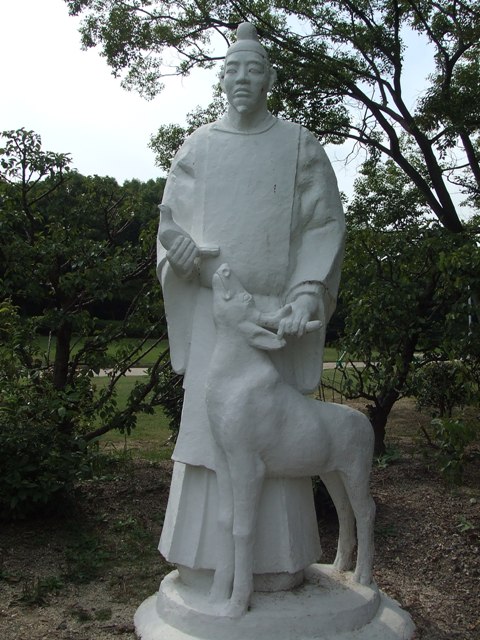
xmin=225 ymin=22 xmax=269 ymax=60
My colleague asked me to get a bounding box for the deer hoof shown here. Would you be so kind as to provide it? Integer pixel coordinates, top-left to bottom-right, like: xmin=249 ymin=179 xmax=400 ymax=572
xmin=353 ymin=568 xmax=373 ymax=586
xmin=209 ymin=586 xmax=231 ymax=604
xmin=333 ymin=553 xmax=354 ymax=572
xmin=217 ymin=598 xmax=248 ymax=618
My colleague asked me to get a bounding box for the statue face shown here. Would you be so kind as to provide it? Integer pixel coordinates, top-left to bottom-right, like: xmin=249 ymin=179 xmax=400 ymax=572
xmin=221 ymin=51 xmax=272 ymax=114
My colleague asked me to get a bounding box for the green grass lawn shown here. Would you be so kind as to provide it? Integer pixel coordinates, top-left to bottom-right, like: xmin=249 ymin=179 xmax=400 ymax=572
xmin=93 ymin=376 xmax=173 ymax=462
xmin=323 ymin=347 xmax=339 ymax=363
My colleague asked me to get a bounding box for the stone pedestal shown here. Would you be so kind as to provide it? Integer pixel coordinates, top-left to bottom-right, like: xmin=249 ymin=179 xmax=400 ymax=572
xmin=134 ymin=564 xmax=415 ymax=640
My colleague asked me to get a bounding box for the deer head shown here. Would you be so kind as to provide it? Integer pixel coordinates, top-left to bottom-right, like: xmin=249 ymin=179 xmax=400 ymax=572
xmin=212 ymin=264 xmax=286 ymax=351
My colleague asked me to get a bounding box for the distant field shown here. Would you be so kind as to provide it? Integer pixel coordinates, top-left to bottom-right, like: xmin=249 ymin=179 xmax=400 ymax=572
xmin=323 ymin=347 xmax=339 ymax=363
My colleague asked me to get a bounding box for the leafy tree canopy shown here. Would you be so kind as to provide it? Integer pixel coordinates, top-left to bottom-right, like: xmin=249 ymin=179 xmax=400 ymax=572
xmin=66 ymin=0 xmax=480 ymax=232
xmin=329 ymin=155 xmax=480 ymax=453
xmin=0 ymin=128 xmax=184 ymax=517
xmin=0 ymin=128 xmax=168 ymax=439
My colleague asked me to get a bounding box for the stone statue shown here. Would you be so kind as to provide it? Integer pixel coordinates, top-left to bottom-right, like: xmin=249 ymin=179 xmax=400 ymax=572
xmin=134 ymin=22 xmax=415 ymax=640
xmin=156 ymin=20 xmax=344 ymax=587
xmin=206 ymin=263 xmax=375 ymax=617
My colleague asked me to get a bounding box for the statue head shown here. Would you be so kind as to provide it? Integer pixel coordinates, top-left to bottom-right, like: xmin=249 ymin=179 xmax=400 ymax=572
xmin=220 ymin=23 xmax=277 ymax=114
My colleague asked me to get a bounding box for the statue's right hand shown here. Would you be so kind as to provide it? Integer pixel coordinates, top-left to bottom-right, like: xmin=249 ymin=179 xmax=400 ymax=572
xmin=166 ymin=235 xmax=200 ymax=279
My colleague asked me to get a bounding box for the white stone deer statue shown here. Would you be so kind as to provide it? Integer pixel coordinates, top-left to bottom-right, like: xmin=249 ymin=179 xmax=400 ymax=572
xmin=205 ymin=263 xmax=376 ymax=618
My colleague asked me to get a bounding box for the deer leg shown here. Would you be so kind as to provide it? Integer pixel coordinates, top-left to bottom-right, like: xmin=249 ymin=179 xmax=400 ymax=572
xmin=210 ymin=446 xmax=235 ymax=603
xmin=342 ymin=470 xmax=375 ymax=586
xmin=320 ymin=471 xmax=355 ymax=571
xmin=222 ymin=453 xmax=265 ymax=618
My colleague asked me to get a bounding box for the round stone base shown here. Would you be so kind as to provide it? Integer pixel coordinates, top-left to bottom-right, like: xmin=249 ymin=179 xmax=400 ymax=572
xmin=134 ymin=564 xmax=415 ymax=640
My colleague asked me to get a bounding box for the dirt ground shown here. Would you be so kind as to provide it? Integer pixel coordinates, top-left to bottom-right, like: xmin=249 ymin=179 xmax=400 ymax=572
xmin=0 ymin=399 xmax=479 ymax=640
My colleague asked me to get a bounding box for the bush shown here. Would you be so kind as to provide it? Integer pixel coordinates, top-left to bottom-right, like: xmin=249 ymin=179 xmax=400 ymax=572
xmin=413 ymin=360 xmax=474 ymax=417
xmin=0 ymin=301 xmax=89 ymax=519
xmin=0 ymin=371 xmax=93 ymax=519
xmin=423 ymin=417 xmax=477 ymax=484
xmin=153 ymin=360 xmax=184 ymax=439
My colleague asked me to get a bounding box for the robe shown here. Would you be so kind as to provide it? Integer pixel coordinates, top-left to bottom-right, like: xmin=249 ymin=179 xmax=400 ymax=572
xmin=157 ymin=114 xmax=345 ymax=574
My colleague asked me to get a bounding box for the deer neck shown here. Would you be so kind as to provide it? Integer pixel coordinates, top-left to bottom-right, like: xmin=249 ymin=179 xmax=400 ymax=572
xmin=210 ymin=324 xmax=271 ymax=382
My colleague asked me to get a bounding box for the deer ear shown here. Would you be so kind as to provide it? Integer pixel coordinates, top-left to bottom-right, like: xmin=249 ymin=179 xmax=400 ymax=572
xmin=238 ymin=321 xmax=286 ymax=351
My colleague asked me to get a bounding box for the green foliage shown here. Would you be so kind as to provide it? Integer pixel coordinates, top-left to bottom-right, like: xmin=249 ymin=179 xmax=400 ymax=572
xmin=149 ymin=91 xmax=227 ymax=170
xmin=374 ymin=447 xmax=402 ymax=469
xmin=413 ymin=361 xmax=475 ymax=418
xmin=325 ymin=158 xmax=480 ymax=453
xmin=66 ymin=0 xmax=480 ymax=232
xmin=456 ymin=514 xmax=476 ymax=533
xmin=153 ymin=359 xmax=184 ymax=439
xmin=0 ymin=302 xmax=86 ymax=518
xmin=0 ymin=417 xmax=83 ymax=520
xmin=78 ymin=439 xmax=136 ymax=482
xmin=423 ymin=417 xmax=477 ymax=484
xmin=0 ymin=130 xmax=178 ymax=519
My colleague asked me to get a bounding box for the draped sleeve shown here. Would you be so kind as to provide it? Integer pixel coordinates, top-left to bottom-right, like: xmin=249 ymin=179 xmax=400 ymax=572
xmin=273 ymin=128 xmax=345 ymax=393
xmin=286 ymin=127 xmax=345 ymax=322
xmin=156 ymin=125 xmax=212 ymax=374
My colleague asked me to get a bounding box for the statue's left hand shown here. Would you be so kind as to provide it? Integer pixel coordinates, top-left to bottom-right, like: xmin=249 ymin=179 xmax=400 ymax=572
xmin=277 ymin=293 xmax=320 ymax=338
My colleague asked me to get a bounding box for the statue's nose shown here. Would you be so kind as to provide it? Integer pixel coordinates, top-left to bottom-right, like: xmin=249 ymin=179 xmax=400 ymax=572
xmin=236 ymin=68 xmax=249 ymax=83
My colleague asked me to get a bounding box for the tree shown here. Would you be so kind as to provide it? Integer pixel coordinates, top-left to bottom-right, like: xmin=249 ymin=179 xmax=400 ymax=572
xmin=327 ymin=156 xmax=479 ymax=453
xmin=65 ymin=0 xmax=480 ymax=234
xmin=0 ymin=129 xmax=176 ymax=516
xmin=64 ymin=1 xmax=480 ymax=453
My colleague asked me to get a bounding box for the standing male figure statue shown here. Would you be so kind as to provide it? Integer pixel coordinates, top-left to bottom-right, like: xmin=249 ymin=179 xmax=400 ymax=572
xmin=157 ymin=22 xmax=345 ymax=593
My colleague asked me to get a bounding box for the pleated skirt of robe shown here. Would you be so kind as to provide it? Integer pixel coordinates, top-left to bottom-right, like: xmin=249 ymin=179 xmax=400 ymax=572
xmin=159 ymin=462 xmax=321 ymax=575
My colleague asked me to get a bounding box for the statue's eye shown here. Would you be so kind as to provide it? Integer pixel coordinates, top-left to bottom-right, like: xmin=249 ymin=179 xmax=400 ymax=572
xmin=243 ymin=293 xmax=252 ymax=302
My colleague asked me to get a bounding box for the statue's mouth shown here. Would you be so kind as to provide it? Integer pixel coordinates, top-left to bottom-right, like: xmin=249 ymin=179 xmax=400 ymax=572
xmin=213 ymin=264 xmax=231 ymax=294
xmin=212 ymin=272 xmax=224 ymax=291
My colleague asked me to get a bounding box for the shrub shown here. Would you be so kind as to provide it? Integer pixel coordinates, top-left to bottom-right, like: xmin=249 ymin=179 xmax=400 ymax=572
xmin=0 ymin=301 xmax=91 ymax=519
xmin=153 ymin=360 xmax=184 ymax=439
xmin=413 ymin=360 xmax=474 ymax=418
xmin=0 ymin=380 xmax=87 ymax=519
xmin=423 ymin=417 xmax=477 ymax=484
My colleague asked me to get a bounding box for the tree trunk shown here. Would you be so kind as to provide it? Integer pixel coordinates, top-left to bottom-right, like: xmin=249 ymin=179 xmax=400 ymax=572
xmin=53 ymin=319 xmax=76 ymax=436
xmin=367 ymin=390 xmax=400 ymax=456
xmin=53 ymin=319 xmax=72 ymax=391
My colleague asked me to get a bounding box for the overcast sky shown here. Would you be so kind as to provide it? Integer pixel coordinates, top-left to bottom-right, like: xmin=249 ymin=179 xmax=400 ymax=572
xmin=0 ymin=0 xmax=218 ymax=183
xmin=1 ymin=0 xmax=449 ymax=206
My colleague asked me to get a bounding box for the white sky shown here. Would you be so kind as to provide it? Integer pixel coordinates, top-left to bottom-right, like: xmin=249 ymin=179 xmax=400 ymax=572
xmin=0 ymin=0 xmax=217 ymax=183
xmin=1 ymin=0 xmax=459 ymax=211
